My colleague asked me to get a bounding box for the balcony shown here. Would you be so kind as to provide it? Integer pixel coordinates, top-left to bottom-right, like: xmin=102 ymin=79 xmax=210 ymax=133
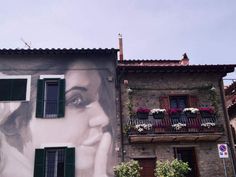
xmin=126 ymin=113 xmax=224 ymax=143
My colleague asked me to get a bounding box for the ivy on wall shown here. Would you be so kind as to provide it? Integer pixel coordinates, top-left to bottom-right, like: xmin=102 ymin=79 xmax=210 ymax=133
xmin=126 ymin=88 xmax=135 ymax=117
xmin=196 ymin=84 xmax=220 ymax=116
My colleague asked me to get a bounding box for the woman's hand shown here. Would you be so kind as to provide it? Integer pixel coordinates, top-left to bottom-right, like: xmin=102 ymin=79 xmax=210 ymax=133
xmin=93 ymin=132 xmax=112 ymax=177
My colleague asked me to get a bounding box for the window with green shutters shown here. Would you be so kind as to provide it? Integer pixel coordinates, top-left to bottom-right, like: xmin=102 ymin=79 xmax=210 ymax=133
xmin=0 ymin=75 xmax=31 ymax=101
xmin=36 ymin=78 xmax=65 ymax=118
xmin=33 ymin=147 xmax=75 ymax=177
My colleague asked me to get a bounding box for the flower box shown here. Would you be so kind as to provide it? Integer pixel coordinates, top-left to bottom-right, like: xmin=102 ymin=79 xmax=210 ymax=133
xmin=151 ymin=109 xmax=166 ymax=119
xmin=184 ymin=111 xmax=197 ymax=118
xmin=170 ymin=113 xmax=181 ymax=119
xmin=201 ymin=122 xmax=215 ymax=128
xmin=136 ymin=108 xmax=150 ymax=119
xmin=134 ymin=123 xmax=152 ymax=133
xmin=137 ymin=112 xmax=149 ymax=119
xmin=183 ymin=108 xmax=198 ymax=118
xmin=172 ymin=123 xmax=187 ymax=131
xmin=153 ymin=112 xmax=165 ymax=119
xmin=169 ymin=108 xmax=182 ymax=119
xmin=199 ymin=108 xmax=214 ymax=118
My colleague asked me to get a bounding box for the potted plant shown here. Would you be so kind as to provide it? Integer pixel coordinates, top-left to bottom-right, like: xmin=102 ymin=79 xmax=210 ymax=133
xmin=154 ymin=159 xmax=191 ymax=177
xmin=201 ymin=122 xmax=215 ymax=128
xmin=183 ymin=108 xmax=199 ymax=118
xmin=136 ymin=107 xmax=150 ymax=119
xmin=168 ymin=108 xmax=182 ymax=119
xmin=172 ymin=123 xmax=187 ymax=131
xmin=199 ymin=107 xmax=214 ymax=118
xmin=114 ymin=160 xmax=142 ymax=177
xmin=151 ymin=108 xmax=166 ymax=119
xmin=134 ymin=123 xmax=152 ymax=134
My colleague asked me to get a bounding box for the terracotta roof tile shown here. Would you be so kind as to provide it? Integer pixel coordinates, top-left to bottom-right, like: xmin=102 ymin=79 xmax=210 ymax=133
xmin=0 ymin=48 xmax=119 ymax=56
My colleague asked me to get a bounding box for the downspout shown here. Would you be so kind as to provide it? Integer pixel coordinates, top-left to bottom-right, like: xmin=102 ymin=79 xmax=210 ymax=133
xmin=117 ymin=68 xmax=125 ymax=162
xmin=117 ymin=34 xmax=125 ymax=161
xmin=219 ymin=77 xmax=236 ymax=175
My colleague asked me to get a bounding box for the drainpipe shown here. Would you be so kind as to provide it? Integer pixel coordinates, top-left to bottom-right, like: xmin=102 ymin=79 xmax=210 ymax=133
xmin=117 ymin=68 xmax=126 ymax=162
xmin=219 ymin=77 xmax=236 ymax=175
xmin=117 ymin=34 xmax=125 ymax=161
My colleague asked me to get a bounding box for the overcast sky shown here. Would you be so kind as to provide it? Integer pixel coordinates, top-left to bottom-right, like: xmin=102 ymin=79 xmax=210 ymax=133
xmin=0 ymin=0 xmax=236 ymax=78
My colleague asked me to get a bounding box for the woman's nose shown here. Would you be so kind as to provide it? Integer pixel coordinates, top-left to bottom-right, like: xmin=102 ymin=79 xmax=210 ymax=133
xmin=88 ymin=102 xmax=109 ymax=127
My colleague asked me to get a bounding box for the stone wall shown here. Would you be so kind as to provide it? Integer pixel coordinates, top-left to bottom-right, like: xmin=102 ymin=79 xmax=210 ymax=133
xmin=119 ymin=72 xmax=234 ymax=177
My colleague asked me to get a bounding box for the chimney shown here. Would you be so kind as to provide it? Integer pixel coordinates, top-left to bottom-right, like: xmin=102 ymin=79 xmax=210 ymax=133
xmin=118 ymin=34 xmax=124 ymax=61
xmin=180 ymin=53 xmax=189 ymax=65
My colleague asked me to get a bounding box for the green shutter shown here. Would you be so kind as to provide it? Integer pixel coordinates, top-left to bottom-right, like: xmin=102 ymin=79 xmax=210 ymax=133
xmin=36 ymin=79 xmax=45 ymax=118
xmin=58 ymin=79 xmax=65 ymax=118
xmin=159 ymin=96 xmax=170 ymax=110
xmin=34 ymin=149 xmax=45 ymax=177
xmin=189 ymin=95 xmax=199 ymax=108
xmin=65 ymin=147 xmax=75 ymax=177
xmin=0 ymin=79 xmax=11 ymax=101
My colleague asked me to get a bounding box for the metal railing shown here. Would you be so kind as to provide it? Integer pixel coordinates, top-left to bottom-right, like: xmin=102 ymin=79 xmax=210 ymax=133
xmin=44 ymin=100 xmax=58 ymax=118
xmin=126 ymin=112 xmax=223 ymax=135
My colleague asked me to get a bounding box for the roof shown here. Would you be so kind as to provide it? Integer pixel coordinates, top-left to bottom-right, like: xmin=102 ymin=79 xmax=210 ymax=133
xmin=0 ymin=48 xmax=119 ymax=56
xmin=118 ymin=60 xmax=236 ymax=76
xmin=118 ymin=59 xmax=182 ymax=66
xmin=225 ymin=81 xmax=236 ymax=95
xmin=118 ymin=53 xmax=189 ymax=66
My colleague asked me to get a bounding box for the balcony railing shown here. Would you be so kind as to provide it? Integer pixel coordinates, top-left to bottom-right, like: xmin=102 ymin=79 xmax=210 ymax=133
xmin=126 ymin=112 xmax=223 ymax=135
xmin=126 ymin=112 xmax=224 ymax=143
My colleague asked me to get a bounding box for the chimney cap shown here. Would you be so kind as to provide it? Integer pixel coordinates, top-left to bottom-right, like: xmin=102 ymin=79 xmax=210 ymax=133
xmin=183 ymin=53 xmax=189 ymax=60
xmin=118 ymin=33 xmax=124 ymax=61
xmin=180 ymin=53 xmax=189 ymax=65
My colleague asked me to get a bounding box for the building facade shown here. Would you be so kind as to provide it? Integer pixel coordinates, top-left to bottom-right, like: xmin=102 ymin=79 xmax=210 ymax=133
xmin=225 ymin=81 xmax=236 ymax=149
xmin=0 ymin=48 xmax=118 ymax=177
xmin=0 ymin=48 xmax=236 ymax=177
xmin=117 ymin=56 xmax=236 ymax=177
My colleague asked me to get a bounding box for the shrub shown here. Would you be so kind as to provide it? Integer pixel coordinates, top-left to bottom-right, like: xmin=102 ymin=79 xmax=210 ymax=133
xmin=154 ymin=159 xmax=190 ymax=177
xmin=114 ymin=160 xmax=142 ymax=177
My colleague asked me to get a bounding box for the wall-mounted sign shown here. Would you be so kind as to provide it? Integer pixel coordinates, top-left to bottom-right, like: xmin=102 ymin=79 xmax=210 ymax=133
xmin=218 ymin=144 xmax=229 ymax=158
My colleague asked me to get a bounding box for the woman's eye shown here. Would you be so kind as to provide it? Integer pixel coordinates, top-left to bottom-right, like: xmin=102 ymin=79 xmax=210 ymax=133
xmin=67 ymin=95 xmax=87 ymax=108
xmin=72 ymin=97 xmax=82 ymax=106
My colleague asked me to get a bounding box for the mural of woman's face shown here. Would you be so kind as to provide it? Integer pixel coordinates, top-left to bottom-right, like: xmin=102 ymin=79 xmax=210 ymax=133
xmin=29 ymin=66 xmax=112 ymax=177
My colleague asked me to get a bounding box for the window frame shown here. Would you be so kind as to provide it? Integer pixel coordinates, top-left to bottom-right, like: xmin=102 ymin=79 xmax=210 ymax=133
xmin=43 ymin=79 xmax=60 ymax=118
xmin=36 ymin=75 xmax=65 ymax=118
xmin=44 ymin=147 xmax=66 ymax=177
xmin=169 ymin=95 xmax=189 ymax=109
xmin=34 ymin=146 xmax=75 ymax=177
xmin=0 ymin=75 xmax=31 ymax=101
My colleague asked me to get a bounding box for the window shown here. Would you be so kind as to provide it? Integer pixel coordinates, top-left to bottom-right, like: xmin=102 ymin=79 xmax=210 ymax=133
xmin=0 ymin=75 xmax=31 ymax=101
xmin=34 ymin=147 xmax=75 ymax=177
xmin=36 ymin=75 xmax=65 ymax=118
xmin=170 ymin=96 xmax=188 ymax=109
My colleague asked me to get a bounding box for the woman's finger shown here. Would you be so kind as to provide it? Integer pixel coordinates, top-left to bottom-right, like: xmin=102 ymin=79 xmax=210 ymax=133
xmin=93 ymin=132 xmax=111 ymax=177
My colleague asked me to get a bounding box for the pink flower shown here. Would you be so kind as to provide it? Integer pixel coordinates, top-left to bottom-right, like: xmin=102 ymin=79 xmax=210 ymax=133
xmin=168 ymin=108 xmax=182 ymax=115
xmin=136 ymin=107 xmax=150 ymax=113
xmin=198 ymin=107 xmax=214 ymax=114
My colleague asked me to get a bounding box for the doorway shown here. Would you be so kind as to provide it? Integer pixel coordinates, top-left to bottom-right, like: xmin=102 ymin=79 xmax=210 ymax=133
xmin=174 ymin=147 xmax=199 ymax=177
xmin=135 ymin=158 xmax=156 ymax=177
